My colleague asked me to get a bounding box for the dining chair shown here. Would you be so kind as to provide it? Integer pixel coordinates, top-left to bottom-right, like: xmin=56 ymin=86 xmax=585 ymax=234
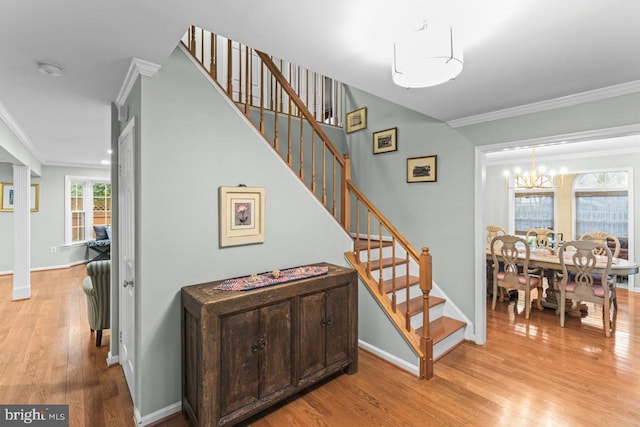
xmin=486 ymin=225 xmax=507 ymax=246
xmin=578 ymin=231 xmax=621 ymax=309
xmin=525 ymin=227 xmax=558 ymax=291
xmin=558 ymin=240 xmax=614 ymax=337
xmin=490 ymin=235 xmax=543 ymax=319
xmin=486 ymin=226 xmax=508 ymax=296
xmin=525 ymin=227 xmax=556 ymax=250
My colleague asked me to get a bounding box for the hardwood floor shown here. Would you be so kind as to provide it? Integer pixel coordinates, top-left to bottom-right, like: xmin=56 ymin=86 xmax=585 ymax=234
xmin=0 ymin=265 xmax=132 ymax=427
xmin=2 ymin=266 xmax=640 ymax=426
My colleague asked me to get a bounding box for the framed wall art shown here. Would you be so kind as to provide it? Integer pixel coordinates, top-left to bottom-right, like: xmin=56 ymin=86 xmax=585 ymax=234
xmin=219 ymin=186 xmax=266 ymax=247
xmin=0 ymin=182 xmax=40 ymax=212
xmin=345 ymin=107 xmax=367 ymax=133
xmin=407 ymin=155 xmax=437 ymax=183
xmin=373 ymin=127 xmax=397 ymax=154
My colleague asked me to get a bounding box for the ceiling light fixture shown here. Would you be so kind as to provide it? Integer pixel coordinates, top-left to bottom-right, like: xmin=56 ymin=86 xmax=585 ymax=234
xmin=392 ymin=21 xmax=463 ymax=88
xmin=37 ymin=62 xmax=64 ymax=77
xmin=503 ymin=147 xmax=566 ymax=189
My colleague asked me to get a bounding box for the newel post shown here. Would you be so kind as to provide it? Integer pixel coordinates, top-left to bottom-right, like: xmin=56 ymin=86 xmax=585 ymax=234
xmin=419 ymin=247 xmax=434 ymax=379
xmin=341 ymin=153 xmax=351 ymax=231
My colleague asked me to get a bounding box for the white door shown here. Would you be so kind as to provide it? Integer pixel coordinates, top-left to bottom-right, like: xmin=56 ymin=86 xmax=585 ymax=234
xmin=118 ymin=117 xmax=136 ymax=399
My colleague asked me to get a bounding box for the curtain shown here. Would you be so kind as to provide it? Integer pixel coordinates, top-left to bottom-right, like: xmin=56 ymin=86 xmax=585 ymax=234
xmin=514 ymin=193 xmax=554 ymax=234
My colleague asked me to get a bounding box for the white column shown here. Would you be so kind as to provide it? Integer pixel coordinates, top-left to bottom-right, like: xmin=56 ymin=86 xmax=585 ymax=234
xmin=13 ymin=165 xmax=31 ymax=300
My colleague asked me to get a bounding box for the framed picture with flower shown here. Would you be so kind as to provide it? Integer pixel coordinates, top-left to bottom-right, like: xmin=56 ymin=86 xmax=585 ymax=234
xmin=219 ymin=186 xmax=266 ymax=247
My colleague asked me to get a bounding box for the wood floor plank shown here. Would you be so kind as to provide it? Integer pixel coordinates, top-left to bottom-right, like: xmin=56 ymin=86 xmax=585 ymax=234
xmin=3 ymin=267 xmax=640 ymax=426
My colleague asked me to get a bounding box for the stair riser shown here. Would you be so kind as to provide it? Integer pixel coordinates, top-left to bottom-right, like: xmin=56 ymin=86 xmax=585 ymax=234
xmin=387 ymin=284 xmax=422 ymax=304
xmin=433 ymin=327 xmax=465 ymax=361
xmin=409 ymin=303 xmax=445 ymax=330
xmin=357 ymin=246 xmax=407 ymax=263
xmin=368 ymin=266 xmax=411 ymax=282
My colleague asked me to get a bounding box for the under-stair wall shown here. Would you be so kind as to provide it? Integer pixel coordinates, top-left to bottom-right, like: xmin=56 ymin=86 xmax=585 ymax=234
xmin=181 ymin=26 xmax=473 ymax=377
xmin=122 ymin=46 xmax=354 ymax=423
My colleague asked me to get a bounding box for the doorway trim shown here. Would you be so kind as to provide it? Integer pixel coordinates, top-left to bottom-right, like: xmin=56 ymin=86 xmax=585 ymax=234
xmin=474 ymin=123 xmax=640 ymax=345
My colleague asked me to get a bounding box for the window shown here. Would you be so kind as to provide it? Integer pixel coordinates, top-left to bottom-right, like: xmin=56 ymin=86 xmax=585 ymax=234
xmin=514 ymin=192 xmax=554 ymax=235
xmin=574 ymin=172 xmax=628 ymax=238
xmin=65 ymin=176 xmax=111 ymax=244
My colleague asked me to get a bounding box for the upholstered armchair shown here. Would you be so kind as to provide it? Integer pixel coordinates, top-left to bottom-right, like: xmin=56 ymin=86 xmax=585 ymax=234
xmin=82 ymin=260 xmax=111 ymax=347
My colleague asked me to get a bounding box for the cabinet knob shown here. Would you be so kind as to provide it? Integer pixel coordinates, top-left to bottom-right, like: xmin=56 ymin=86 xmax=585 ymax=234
xmin=321 ymin=316 xmax=332 ymax=327
xmin=252 ymin=338 xmax=266 ymax=352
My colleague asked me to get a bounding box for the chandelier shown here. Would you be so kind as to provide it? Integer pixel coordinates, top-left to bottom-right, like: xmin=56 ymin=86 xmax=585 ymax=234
xmin=503 ymin=147 xmax=566 ymax=189
xmin=392 ymin=21 xmax=463 ymax=88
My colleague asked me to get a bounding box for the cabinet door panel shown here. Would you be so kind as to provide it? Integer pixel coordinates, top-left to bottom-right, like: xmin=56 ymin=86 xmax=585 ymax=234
xmin=298 ymin=292 xmax=326 ymax=379
xmin=220 ymin=309 xmax=260 ymax=416
xmin=260 ymin=300 xmax=293 ymax=397
xmin=325 ymin=285 xmax=350 ymax=366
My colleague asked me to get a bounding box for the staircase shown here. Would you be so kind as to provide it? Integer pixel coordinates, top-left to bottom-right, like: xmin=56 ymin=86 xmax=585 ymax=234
xmin=351 ymin=238 xmax=465 ymax=362
xmin=180 ymin=26 xmax=467 ymax=379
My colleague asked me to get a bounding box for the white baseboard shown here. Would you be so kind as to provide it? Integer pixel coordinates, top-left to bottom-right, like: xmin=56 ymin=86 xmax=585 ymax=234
xmin=0 ymin=260 xmax=89 ymax=276
xmin=358 ymin=340 xmax=419 ymax=376
xmin=135 ymin=401 xmax=182 ymax=426
xmin=106 ymin=352 xmax=119 ymax=366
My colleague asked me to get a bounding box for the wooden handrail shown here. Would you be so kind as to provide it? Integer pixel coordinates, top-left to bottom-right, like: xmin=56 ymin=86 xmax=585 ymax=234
xmin=255 ymin=51 xmax=345 ymax=167
xmin=346 ymin=179 xmax=420 ymax=261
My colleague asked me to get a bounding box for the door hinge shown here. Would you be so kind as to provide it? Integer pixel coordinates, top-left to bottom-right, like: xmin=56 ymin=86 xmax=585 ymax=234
xmin=119 ymin=331 xmax=122 ymax=343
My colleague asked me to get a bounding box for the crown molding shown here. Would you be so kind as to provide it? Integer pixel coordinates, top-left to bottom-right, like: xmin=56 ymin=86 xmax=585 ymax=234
xmin=43 ymin=160 xmax=110 ymax=169
xmin=448 ymin=80 xmax=640 ymax=128
xmin=0 ymin=100 xmax=44 ymax=164
xmin=115 ymin=57 xmax=161 ymax=107
xmin=484 ymin=124 xmax=640 ymax=166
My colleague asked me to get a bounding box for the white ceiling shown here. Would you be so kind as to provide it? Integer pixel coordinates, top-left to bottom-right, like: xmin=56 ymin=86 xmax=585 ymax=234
xmin=1 ymin=0 xmax=639 ymax=168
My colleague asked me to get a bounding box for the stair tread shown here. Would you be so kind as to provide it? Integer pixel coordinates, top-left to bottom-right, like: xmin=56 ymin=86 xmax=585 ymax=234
xmin=396 ymin=296 xmax=445 ymax=316
xmin=382 ymin=275 xmax=419 ymax=293
xmin=367 ymin=257 xmax=408 ymax=271
xmin=416 ymin=317 xmax=466 ymax=345
xmin=354 ymin=238 xmax=394 ymax=251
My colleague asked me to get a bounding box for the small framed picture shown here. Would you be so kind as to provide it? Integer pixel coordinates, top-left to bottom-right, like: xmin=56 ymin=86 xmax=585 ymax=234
xmin=0 ymin=183 xmax=40 ymax=212
xmin=407 ymin=155 xmax=437 ymax=183
xmin=373 ymin=127 xmax=397 ymax=154
xmin=345 ymin=107 xmax=367 ymax=133
xmin=219 ymin=186 xmax=266 ymax=247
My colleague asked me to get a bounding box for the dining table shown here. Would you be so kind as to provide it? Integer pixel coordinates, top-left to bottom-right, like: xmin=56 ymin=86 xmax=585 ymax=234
xmin=486 ymin=246 xmax=639 ymax=317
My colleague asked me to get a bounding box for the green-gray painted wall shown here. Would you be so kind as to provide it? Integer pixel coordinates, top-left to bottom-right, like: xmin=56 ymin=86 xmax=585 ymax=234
xmin=121 ymin=47 xmax=353 ymax=417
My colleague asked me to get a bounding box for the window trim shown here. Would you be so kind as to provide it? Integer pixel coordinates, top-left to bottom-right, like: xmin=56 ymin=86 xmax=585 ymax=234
xmin=64 ymin=175 xmax=111 ymax=245
xmin=572 ymin=171 xmax=629 ymax=240
xmin=508 ymin=187 xmax=558 ymax=235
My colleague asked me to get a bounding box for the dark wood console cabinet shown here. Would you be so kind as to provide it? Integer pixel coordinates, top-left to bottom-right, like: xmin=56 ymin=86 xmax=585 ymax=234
xmin=181 ymin=263 xmax=357 ymax=426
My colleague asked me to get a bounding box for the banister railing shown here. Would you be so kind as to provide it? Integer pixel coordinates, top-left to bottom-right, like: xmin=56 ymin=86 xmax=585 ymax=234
xmin=346 ymin=177 xmax=433 ymax=379
xmin=181 ymin=25 xmax=433 ymax=379
xmin=181 ymin=26 xmax=345 ymax=224
xmin=181 ymin=26 xmax=341 ymax=127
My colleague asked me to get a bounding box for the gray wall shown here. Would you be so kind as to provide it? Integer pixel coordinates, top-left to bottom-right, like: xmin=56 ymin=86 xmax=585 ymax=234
xmin=343 ymin=87 xmax=476 ymax=322
xmin=0 ymin=163 xmax=109 ymax=273
xmin=123 ymin=47 xmax=353 ymax=417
